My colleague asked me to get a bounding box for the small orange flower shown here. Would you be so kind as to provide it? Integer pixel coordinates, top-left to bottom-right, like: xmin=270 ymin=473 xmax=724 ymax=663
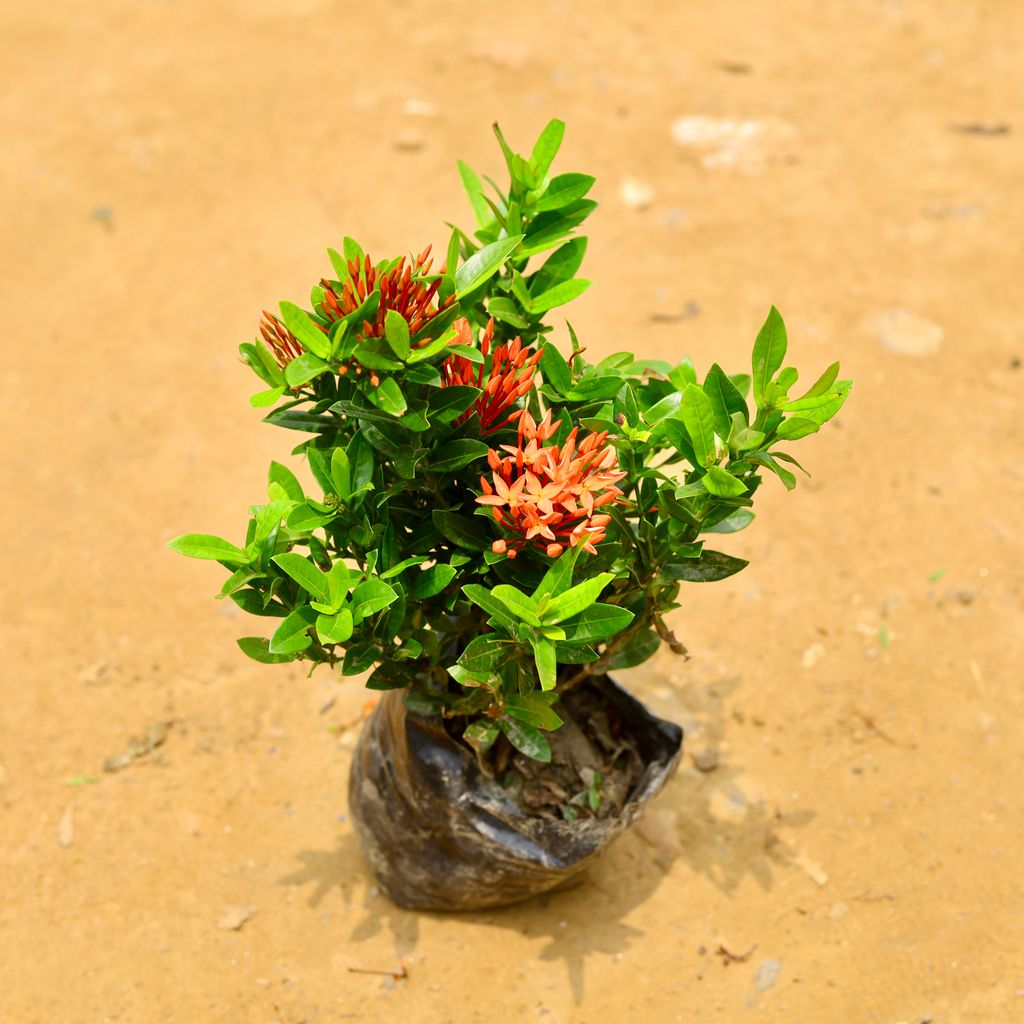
xmin=319 ymin=246 xmax=454 ymax=344
xmin=477 ymin=410 xmax=626 ymax=558
xmin=441 ymin=318 xmax=542 ymax=434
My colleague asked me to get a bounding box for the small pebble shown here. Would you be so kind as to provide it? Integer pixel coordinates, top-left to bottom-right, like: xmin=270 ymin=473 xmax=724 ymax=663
xmin=692 ymin=748 xmax=719 ymax=772
xmin=619 ymin=176 xmax=655 ymax=210
xmin=402 ymin=98 xmax=437 ymax=117
xmin=57 ymin=804 xmax=75 ymax=848
xmin=670 ymin=115 xmax=799 ymax=171
xmin=801 ymin=643 xmax=825 ymax=669
xmin=827 ymin=901 xmax=848 ymax=921
xmin=217 ymin=905 xmax=257 ymax=931
xmin=393 ymin=134 xmax=425 ymax=153
xmin=753 ymin=958 xmax=782 ymax=993
xmin=869 ymin=309 xmax=943 ymax=357
xmin=90 ymin=206 xmax=114 ymax=231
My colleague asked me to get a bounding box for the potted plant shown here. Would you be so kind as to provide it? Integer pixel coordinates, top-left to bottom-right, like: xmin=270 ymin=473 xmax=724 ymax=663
xmin=169 ymin=120 xmax=850 ymax=911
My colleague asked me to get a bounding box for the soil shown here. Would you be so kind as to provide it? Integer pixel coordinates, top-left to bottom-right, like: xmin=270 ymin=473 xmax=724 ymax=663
xmin=3 ymin=1 xmax=1023 ymax=1022
xmin=507 ymin=682 xmax=646 ymax=821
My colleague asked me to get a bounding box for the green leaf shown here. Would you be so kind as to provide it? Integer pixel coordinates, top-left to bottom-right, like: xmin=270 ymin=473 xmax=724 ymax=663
xmin=428 ymin=385 xmax=481 ymax=423
xmin=351 ymin=578 xmax=398 ymax=621
xmin=531 ymin=637 xmax=558 ymax=690
xmin=561 ymin=603 xmax=634 ymax=643
xmin=409 ymin=563 xmax=457 ymax=599
xmin=240 ymin=341 xmax=285 ymax=388
xmin=706 ymin=508 xmax=755 ymax=534
xmin=492 ymin=585 xmax=542 ymax=626
xmin=269 ymin=605 xmax=317 ymax=654
xmin=506 ymin=691 xmax=563 ymax=730
xmin=752 ymin=305 xmax=788 ymax=409
xmin=458 ymin=635 xmax=507 ymax=673
xmin=384 ymin=309 xmax=411 ymax=360
xmin=380 ymin=556 xmax=429 ymax=579
xmin=432 ymin=438 xmax=490 ymax=472
xmin=343 ymin=236 xmax=364 ymax=264
xmin=167 ymin=534 xmax=249 ymax=566
xmin=271 ymin=553 xmax=329 ymax=602
xmin=667 ymin=550 xmax=748 ymax=582
xmin=779 ymin=381 xmax=852 ymax=425
xmin=728 ymin=413 xmax=766 ymax=451
xmin=432 ymin=509 xmax=490 ymax=550
xmin=306 ymin=447 xmax=335 ymax=496
xmin=367 ymin=377 xmax=407 ymax=417
xmin=250 ymin=386 xmax=286 ymax=408
xmin=776 ymin=417 xmax=820 ymax=441
xmin=263 ymin=408 xmax=337 ymax=433
xmin=448 ymin=664 xmax=497 ymax=689
xmin=748 ymin=450 xmax=797 ymax=490
xmin=446 ymin=343 xmax=484 ymax=364
xmin=218 ymin=567 xmax=264 ymax=599
xmin=539 ymin=344 xmax=572 ymax=395
xmin=703 ymin=363 xmax=748 ymax=436
xmin=530 ymin=118 xmax=565 ymax=181
xmin=606 ymin=629 xmax=661 ymax=670
xmin=455 ymin=235 xmax=524 ymax=297
xmin=365 ymin=663 xmax=407 ymax=690
xmin=520 ymin=202 xmax=596 ymax=256
xmin=279 ymin=301 xmax=330 ymax=360
xmin=327 ymin=246 xmax=348 ymax=281
xmin=463 ymin=584 xmax=517 ymax=628
xmin=286 ymin=501 xmax=336 ymax=531
xmin=493 ymin=122 xmax=534 ymax=187
xmin=702 ymin=465 xmax=749 ymax=497
xmin=799 ymin=361 xmax=841 ymax=400
xmin=528 ymin=278 xmax=590 ymax=313
xmin=667 ymin=358 xmax=698 ymax=391
xmin=534 ymin=545 xmax=582 ymax=601
xmin=343 ymin=642 xmax=379 ymax=676
xmin=681 ymin=384 xmax=716 ymax=466
xmin=498 ymin=716 xmax=551 ymax=762
xmin=352 ymin=338 xmax=403 ymax=372
xmin=330 ymin=447 xmax=351 ymax=498
xmin=463 ymin=720 xmax=500 ymax=754
xmin=268 ymin=461 xmax=304 ymax=503
xmin=284 ymin=353 xmax=330 ymax=387
xmin=776 ymin=366 xmax=799 ymax=392
xmin=457 ymin=159 xmax=492 ymax=228
xmin=564 ymin=374 xmax=622 ymax=401
xmin=316 ymin=607 xmax=353 ymax=645
xmin=543 ymin=573 xmax=616 ymax=624
xmin=533 ymin=173 xmax=596 ymax=213
xmin=237 ymin=637 xmax=296 ymax=664
xmin=555 ymin=642 xmax=599 ymax=664
xmin=487 ymin=297 xmax=530 ymax=328
xmin=529 ymin=238 xmax=588 ymax=297
xmin=327 ymin=562 xmax=362 ymax=605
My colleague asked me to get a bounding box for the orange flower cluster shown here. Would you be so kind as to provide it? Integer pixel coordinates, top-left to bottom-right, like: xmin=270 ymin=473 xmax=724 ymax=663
xmin=320 ymin=246 xmax=453 ymax=342
xmin=477 ymin=410 xmax=626 ymax=558
xmin=441 ymin=318 xmax=542 ymax=434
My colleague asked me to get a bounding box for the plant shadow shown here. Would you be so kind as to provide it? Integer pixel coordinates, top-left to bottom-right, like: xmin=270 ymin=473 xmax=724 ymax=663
xmin=279 ymin=668 xmax=815 ymax=1001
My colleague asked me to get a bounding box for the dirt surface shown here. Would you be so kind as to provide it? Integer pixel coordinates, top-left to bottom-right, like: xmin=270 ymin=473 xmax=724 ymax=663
xmin=2 ymin=1 xmax=1023 ymax=1021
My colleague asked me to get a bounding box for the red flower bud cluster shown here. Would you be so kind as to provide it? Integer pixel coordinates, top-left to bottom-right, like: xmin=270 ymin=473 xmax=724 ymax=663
xmin=441 ymin=318 xmax=542 ymax=434
xmin=320 ymin=246 xmax=453 ymax=343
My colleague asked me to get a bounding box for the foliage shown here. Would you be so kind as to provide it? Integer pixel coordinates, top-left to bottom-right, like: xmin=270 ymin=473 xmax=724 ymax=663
xmin=169 ymin=120 xmax=851 ymax=762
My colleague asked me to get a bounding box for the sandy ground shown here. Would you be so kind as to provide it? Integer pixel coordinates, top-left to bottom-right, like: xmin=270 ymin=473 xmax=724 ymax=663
xmin=2 ymin=1 xmax=1023 ymax=1021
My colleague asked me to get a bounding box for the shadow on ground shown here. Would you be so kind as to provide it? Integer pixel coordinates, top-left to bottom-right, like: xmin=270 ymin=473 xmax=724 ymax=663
xmin=279 ymin=668 xmax=815 ymax=1001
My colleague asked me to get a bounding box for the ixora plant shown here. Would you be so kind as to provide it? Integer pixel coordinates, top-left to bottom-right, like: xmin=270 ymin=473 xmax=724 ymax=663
xmin=170 ymin=121 xmax=850 ymax=910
